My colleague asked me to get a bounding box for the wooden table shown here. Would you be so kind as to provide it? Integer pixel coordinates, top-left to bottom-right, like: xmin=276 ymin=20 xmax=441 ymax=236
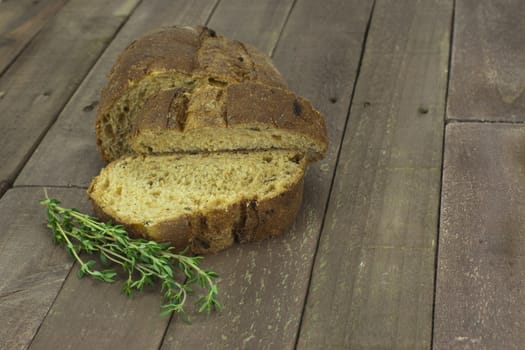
xmin=1 ymin=0 xmax=524 ymax=349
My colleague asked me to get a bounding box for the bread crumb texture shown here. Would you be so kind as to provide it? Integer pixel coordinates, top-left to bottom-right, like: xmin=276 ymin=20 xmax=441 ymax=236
xmin=88 ymin=151 xmax=306 ymax=254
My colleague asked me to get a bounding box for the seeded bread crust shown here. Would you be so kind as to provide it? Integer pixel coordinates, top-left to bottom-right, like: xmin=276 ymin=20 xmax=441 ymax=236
xmin=88 ymin=159 xmax=304 ymax=254
xmin=95 ymin=26 xmax=327 ymax=163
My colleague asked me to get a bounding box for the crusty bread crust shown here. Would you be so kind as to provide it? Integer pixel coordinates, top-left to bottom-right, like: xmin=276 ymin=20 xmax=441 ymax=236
xmin=225 ymin=82 xmax=327 ymax=158
xmin=95 ymin=26 xmax=327 ymax=163
xmin=88 ymin=167 xmax=304 ymax=254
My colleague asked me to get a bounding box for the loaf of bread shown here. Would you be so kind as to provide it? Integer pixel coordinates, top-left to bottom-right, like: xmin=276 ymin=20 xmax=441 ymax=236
xmin=88 ymin=151 xmax=305 ymax=254
xmin=89 ymin=26 xmax=328 ymax=254
xmin=95 ymin=26 xmax=327 ymax=163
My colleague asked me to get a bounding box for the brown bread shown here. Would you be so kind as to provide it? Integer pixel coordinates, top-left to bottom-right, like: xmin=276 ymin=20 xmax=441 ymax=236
xmin=95 ymin=26 xmax=327 ymax=163
xmin=88 ymin=151 xmax=306 ymax=254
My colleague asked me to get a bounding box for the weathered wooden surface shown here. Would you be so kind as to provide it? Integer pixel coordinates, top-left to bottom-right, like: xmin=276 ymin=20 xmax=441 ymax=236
xmin=0 ymin=181 xmax=8 ymax=198
xmin=0 ymin=0 xmax=140 ymax=190
xmin=29 ymin=265 xmax=172 ymax=350
xmin=448 ymin=0 xmax=525 ymax=121
xmin=4 ymin=0 xmax=525 ymax=349
xmin=205 ymin=0 xmax=294 ymax=56
xmin=434 ymin=123 xmax=525 ymax=350
xmin=297 ymin=1 xmax=452 ymax=348
xmin=15 ymin=0 xmax=220 ymax=188
xmin=161 ymin=0 xmax=374 ymax=349
xmin=0 ymin=187 xmax=90 ymax=350
xmin=0 ymin=0 xmax=67 ymax=76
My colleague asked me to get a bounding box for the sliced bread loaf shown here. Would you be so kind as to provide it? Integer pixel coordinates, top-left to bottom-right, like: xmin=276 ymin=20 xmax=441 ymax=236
xmin=87 ymin=150 xmax=305 ymax=254
xmin=95 ymin=26 xmax=327 ymax=163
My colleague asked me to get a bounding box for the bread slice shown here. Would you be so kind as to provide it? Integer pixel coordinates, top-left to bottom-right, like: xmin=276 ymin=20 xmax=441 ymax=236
xmin=95 ymin=26 xmax=327 ymax=163
xmin=87 ymin=150 xmax=305 ymax=254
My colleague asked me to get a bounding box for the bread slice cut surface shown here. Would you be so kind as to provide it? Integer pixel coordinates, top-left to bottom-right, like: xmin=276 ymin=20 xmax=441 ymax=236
xmin=88 ymin=150 xmax=306 ymax=254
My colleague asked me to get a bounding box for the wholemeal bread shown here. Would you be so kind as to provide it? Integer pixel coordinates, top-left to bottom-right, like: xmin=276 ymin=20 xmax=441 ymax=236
xmin=95 ymin=26 xmax=327 ymax=163
xmin=88 ymin=151 xmax=305 ymax=254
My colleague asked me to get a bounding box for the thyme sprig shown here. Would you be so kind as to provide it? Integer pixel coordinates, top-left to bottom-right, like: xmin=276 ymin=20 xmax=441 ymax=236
xmin=40 ymin=196 xmax=221 ymax=316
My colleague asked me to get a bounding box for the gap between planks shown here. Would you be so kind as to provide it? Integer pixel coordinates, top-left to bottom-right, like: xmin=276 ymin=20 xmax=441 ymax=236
xmin=447 ymin=119 xmax=525 ymax=125
xmin=431 ymin=0 xmax=456 ymax=347
xmin=293 ymin=0 xmax=377 ymax=348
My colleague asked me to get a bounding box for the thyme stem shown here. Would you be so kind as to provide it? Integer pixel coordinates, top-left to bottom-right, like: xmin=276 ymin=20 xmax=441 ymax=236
xmin=40 ymin=196 xmax=221 ymax=316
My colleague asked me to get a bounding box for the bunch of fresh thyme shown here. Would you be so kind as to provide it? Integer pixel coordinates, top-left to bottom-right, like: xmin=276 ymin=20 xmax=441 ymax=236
xmin=40 ymin=196 xmax=221 ymax=316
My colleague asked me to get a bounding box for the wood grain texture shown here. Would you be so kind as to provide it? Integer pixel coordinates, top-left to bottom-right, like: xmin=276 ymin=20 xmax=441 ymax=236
xmin=0 ymin=0 xmax=140 ymax=188
xmin=448 ymin=0 xmax=525 ymax=121
xmin=29 ymin=265 xmax=173 ymax=350
xmin=0 ymin=187 xmax=90 ymax=350
xmin=297 ymin=1 xmax=452 ymax=348
xmin=205 ymin=0 xmax=294 ymax=56
xmin=160 ymin=1 xmax=374 ymax=349
xmin=15 ymin=0 xmax=220 ymax=188
xmin=434 ymin=123 xmax=525 ymax=350
xmin=0 ymin=0 xmax=67 ymax=76
xmin=22 ymin=2 xmax=219 ymax=350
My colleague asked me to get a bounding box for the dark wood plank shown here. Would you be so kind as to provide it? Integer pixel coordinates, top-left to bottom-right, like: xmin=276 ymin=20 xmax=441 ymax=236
xmin=434 ymin=123 xmax=525 ymax=350
xmin=296 ymin=1 xmax=452 ymax=348
xmin=24 ymin=2 xmax=219 ymax=350
xmin=0 ymin=187 xmax=90 ymax=350
xmin=0 ymin=0 xmax=68 ymax=76
xmin=160 ymin=1 xmax=374 ymax=349
xmin=29 ymin=262 xmax=173 ymax=350
xmin=15 ymin=0 xmax=226 ymax=188
xmin=205 ymin=0 xmax=294 ymax=56
xmin=448 ymin=0 xmax=525 ymax=121
xmin=0 ymin=0 xmax=140 ymax=189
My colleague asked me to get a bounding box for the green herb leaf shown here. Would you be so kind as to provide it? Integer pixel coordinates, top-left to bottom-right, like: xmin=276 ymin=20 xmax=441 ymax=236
xmin=40 ymin=195 xmax=221 ymax=317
